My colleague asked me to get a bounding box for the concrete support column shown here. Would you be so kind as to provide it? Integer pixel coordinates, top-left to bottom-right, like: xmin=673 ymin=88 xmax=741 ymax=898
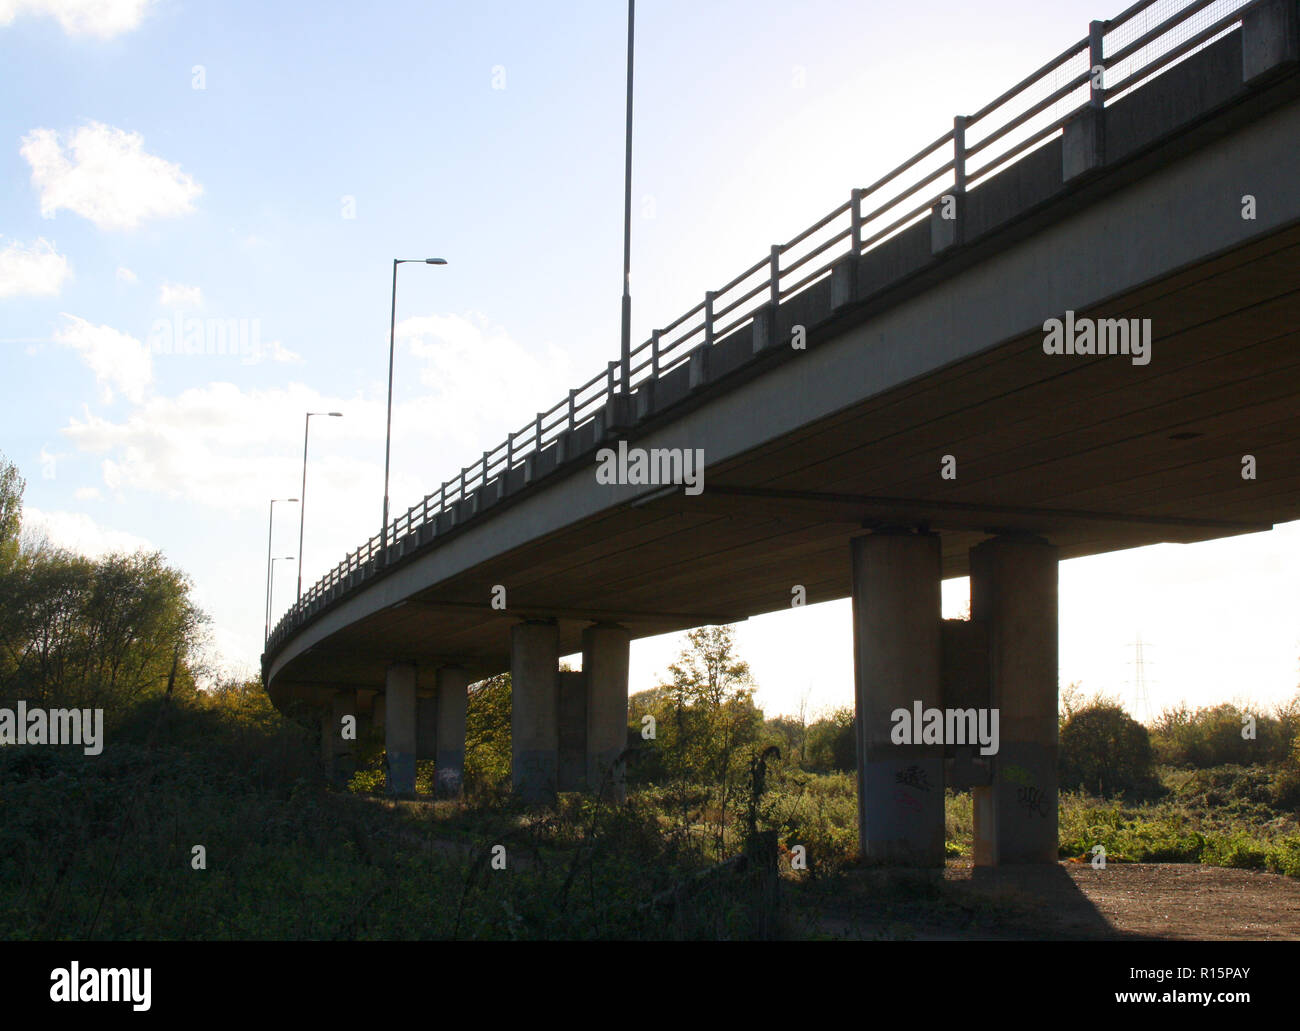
xmin=511 ymin=620 xmax=559 ymax=804
xmin=385 ymin=662 xmax=418 ymax=797
xmin=318 ymin=706 xmax=332 ymax=776
xmin=851 ymin=529 xmax=945 ymax=866
xmin=970 ymin=534 xmax=1059 ymax=865
xmin=583 ymin=623 xmax=631 ymax=803
xmin=435 ymin=666 xmax=469 ymax=797
xmin=326 ymin=689 xmax=358 ymax=787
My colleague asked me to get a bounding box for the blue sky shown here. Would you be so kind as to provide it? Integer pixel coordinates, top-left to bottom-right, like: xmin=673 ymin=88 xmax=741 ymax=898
xmin=2 ymin=0 xmax=1296 ymax=720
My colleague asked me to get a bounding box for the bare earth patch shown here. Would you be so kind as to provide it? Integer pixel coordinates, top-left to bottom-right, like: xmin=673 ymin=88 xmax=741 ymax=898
xmin=802 ymin=861 xmax=1300 ymax=940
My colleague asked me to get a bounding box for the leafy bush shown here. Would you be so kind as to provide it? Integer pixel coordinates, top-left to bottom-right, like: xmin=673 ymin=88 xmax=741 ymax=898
xmin=1059 ymin=701 xmax=1158 ymax=798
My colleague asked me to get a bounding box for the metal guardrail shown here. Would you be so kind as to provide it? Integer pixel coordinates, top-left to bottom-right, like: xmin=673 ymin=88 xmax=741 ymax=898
xmin=266 ymin=0 xmax=1259 ymax=655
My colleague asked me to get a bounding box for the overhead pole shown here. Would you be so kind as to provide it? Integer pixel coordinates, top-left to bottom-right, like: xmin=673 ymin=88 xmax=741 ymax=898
xmin=619 ymin=0 xmax=635 ymax=394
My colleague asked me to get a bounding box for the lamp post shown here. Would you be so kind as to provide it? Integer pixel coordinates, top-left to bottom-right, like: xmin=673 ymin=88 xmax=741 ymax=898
xmin=264 ymin=497 xmax=298 ymax=646
xmin=270 ymin=556 xmax=295 ymax=629
xmin=383 ymin=257 xmax=447 ymax=541
xmin=298 ymin=411 xmax=342 ymax=601
xmin=619 ymin=0 xmax=635 ymax=394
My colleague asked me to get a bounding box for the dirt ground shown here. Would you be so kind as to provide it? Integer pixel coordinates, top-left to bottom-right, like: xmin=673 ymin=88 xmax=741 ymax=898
xmin=802 ymin=861 xmax=1300 ymax=940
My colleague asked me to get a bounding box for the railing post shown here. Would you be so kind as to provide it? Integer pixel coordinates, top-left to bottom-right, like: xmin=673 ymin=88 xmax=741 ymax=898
xmin=705 ymin=291 xmax=717 ymax=345
xmin=568 ymin=388 xmax=577 ymax=429
xmin=953 ymin=115 xmax=967 ymax=194
xmin=507 ymin=431 xmax=515 ymax=465
xmin=534 ymin=412 xmax=543 ymax=447
xmin=607 ymin=360 xmax=616 ymax=395
xmin=850 ymin=189 xmax=863 ymax=253
xmin=439 ymin=483 xmax=446 ymax=512
xmin=769 ymin=246 xmax=780 ymax=307
xmin=1089 ymin=19 xmax=1105 ymax=109
xmin=651 ymin=330 xmax=661 ymax=376
xmin=460 ymin=467 xmax=467 ymax=499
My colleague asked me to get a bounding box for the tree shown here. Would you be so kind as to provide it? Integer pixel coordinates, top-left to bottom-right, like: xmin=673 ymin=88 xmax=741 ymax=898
xmin=0 ymin=451 xmax=23 ymax=570
xmin=464 ymin=673 xmax=511 ymax=790
xmin=0 ymin=536 xmax=205 ymax=719
xmin=804 ymin=706 xmax=856 ymax=772
xmin=1060 ymin=700 xmax=1156 ymax=797
xmin=656 ymin=625 xmax=762 ymax=851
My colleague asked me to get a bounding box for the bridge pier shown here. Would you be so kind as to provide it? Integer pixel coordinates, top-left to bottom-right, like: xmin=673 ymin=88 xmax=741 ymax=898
xmin=385 ymin=661 xmax=418 ymax=797
xmin=322 ymin=688 xmax=357 ymax=788
xmin=851 ymin=529 xmax=946 ymax=867
xmin=435 ymin=666 xmax=469 ymax=797
xmin=583 ymin=623 xmax=631 ymax=803
xmin=511 ymin=620 xmax=560 ymax=803
xmin=970 ymin=534 xmax=1059 ymax=865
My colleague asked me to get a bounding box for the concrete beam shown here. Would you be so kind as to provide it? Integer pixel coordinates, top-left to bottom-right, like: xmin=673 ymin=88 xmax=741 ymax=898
xmin=511 ymin=620 xmax=559 ymax=803
xmin=385 ymin=662 xmax=418 ymax=797
xmin=583 ymin=623 xmax=631 ymax=802
xmin=639 ymin=485 xmax=1270 ymax=538
xmin=1243 ymin=0 xmax=1299 ymax=82
xmin=557 ymin=669 xmax=587 ymax=792
xmin=435 ymin=666 xmax=469 ymax=797
xmin=851 ymin=530 xmax=946 ymax=866
xmin=970 ymin=534 xmax=1059 ymax=865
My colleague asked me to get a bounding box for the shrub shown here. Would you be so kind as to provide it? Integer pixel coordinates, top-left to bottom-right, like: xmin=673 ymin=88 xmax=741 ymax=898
xmin=1059 ymin=701 xmax=1157 ymax=798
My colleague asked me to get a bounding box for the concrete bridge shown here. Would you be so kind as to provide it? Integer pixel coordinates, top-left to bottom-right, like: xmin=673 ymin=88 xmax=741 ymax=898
xmin=264 ymin=0 xmax=1300 ymax=866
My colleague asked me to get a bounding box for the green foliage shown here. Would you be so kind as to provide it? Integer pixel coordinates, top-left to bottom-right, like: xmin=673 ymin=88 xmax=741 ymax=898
xmin=464 ymin=673 xmax=510 ymax=791
xmin=0 ymin=540 xmax=206 ymax=721
xmin=0 ymin=451 xmax=23 ymax=570
xmin=803 ymin=706 xmax=856 ymax=772
xmin=1150 ymin=698 xmax=1299 ymax=768
xmin=1059 ymin=699 xmax=1158 ymax=798
xmin=635 ymin=626 xmax=764 ymax=854
xmin=760 ymin=769 xmax=858 ymax=877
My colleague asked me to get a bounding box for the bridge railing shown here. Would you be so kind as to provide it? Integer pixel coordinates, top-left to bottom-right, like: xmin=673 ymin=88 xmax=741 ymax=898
xmin=267 ymin=0 xmax=1260 ymax=654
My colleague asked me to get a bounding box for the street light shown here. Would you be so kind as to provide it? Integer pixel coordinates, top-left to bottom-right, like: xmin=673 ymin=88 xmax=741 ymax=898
xmin=270 ymin=556 xmax=295 ymax=628
xmin=298 ymin=411 xmax=343 ymax=601
xmin=384 ymin=257 xmax=448 ymax=540
xmin=620 ymin=0 xmax=636 ymax=394
xmin=264 ymin=497 xmax=298 ymax=646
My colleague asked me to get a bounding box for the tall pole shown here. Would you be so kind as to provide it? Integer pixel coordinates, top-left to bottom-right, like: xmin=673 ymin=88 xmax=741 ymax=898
xmin=265 ymin=499 xmax=275 ymax=645
xmin=383 ymin=258 xmax=399 ymax=538
xmin=265 ymin=497 xmax=297 ymax=645
xmin=298 ymin=414 xmax=311 ymax=601
xmin=297 ymin=412 xmax=341 ymax=602
xmin=619 ymin=0 xmax=635 ymax=393
xmin=272 ymin=556 xmax=294 ymax=630
xmin=382 ymin=258 xmax=445 ymax=542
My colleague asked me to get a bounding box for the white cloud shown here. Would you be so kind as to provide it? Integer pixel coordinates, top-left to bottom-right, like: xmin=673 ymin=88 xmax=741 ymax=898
xmin=0 ymin=236 xmax=70 ymax=298
xmin=73 ymin=485 xmax=101 ymax=500
xmin=65 ymin=381 xmax=370 ymax=515
xmin=396 ymin=311 xmax=574 ymax=454
xmin=24 ymin=506 xmax=152 ymax=558
xmin=58 ymin=313 xmax=576 ymax=520
xmin=158 ymin=281 xmax=201 ymax=307
xmin=0 ymin=0 xmax=154 ymax=38
xmin=115 ymin=265 xmax=137 ymax=284
xmin=21 ymin=121 xmax=202 ymax=230
xmin=53 ymin=313 xmax=152 ymax=403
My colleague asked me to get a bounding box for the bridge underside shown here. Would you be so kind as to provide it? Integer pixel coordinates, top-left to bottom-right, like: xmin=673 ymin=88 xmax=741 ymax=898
xmin=272 ymin=219 xmax=1298 ymax=698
